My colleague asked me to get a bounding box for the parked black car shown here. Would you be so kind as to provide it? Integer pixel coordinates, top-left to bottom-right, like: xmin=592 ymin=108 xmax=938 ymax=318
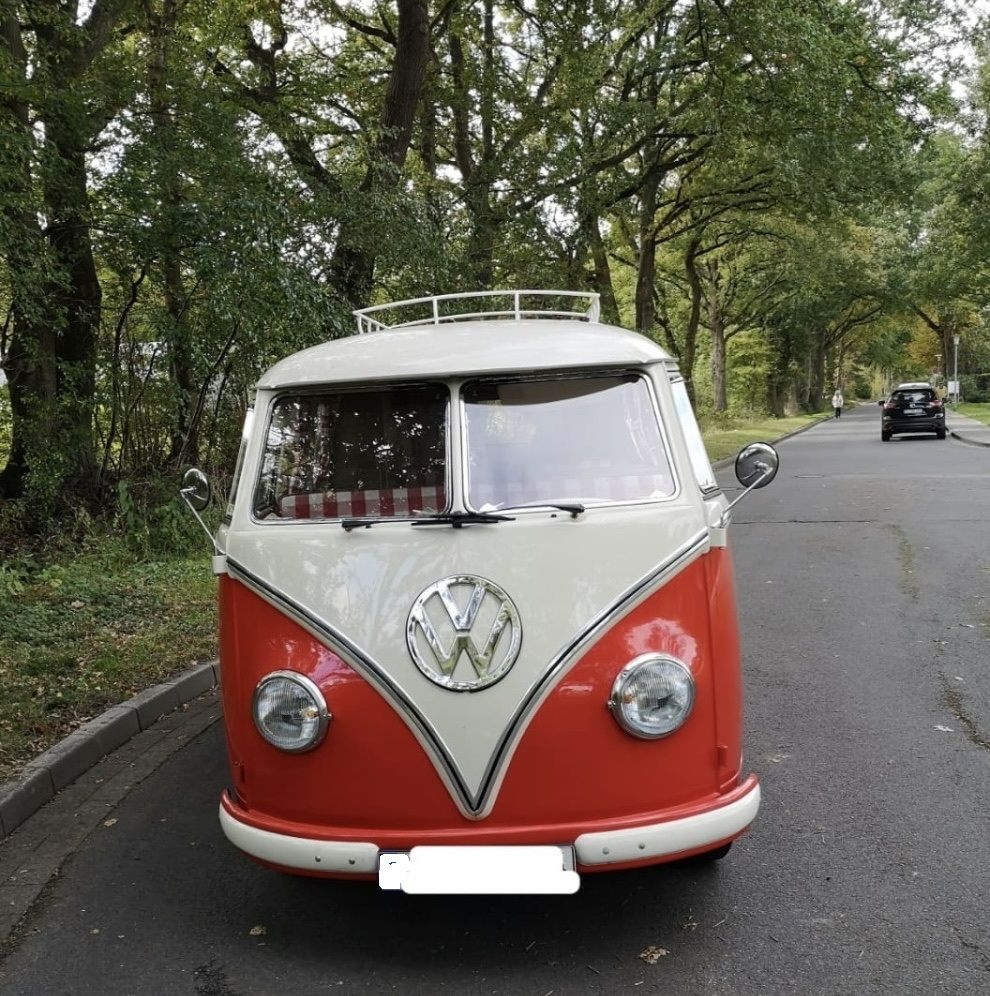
xmin=879 ymin=383 xmax=946 ymax=441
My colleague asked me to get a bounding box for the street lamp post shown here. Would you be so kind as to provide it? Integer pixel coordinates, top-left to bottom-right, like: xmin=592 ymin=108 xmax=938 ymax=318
xmin=953 ymin=334 xmax=960 ymax=405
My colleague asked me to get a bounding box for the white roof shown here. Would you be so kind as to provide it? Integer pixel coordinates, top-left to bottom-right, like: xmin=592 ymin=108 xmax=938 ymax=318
xmin=256 ymin=319 xmax=671 ymax=389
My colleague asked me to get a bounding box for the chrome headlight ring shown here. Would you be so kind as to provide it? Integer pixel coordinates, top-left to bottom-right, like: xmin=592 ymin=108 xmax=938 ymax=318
xmin=608 ymin=654 xmax=695 ymax=739
xmin=252 ymin=670 xmax=330 ymax=753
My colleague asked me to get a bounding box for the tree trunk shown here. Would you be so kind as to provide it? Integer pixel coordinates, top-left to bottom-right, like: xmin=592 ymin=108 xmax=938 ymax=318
xmin=0 ymin=2 xmax=126 ymax=506
xmin=579 ymin=206 xmax=620 ymax=326
xmin=0 ymin=24 xmax=51 ymax=498
xmin=806 ymin=332 xmax=827 ymax=412
xmin=634 ymin=166 xmax=659 ymax=335
xmin=147 ymin=0 xmax=200 ymax=468
xmin=330 ymin=0 xmax=431 ymax=304
xmin=705 ymin=261 xmax=728 ymax=413
xmin=2 ymin=125 xmax=102 ymax=502
xmin=680 ymin=236 xmax=704 ymax=406
xmin=448 ymin=16 xmax=498 ymax=289
xmin=765 ymin=325 xmax=791 ymax=418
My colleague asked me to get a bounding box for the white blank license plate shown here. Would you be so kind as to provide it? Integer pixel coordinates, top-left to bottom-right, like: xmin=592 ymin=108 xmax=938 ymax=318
xmin=378 ymin=845 xmax=579 ymax=894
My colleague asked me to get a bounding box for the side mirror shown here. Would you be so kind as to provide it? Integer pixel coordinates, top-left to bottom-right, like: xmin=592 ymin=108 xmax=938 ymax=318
xmin=878 ymin=399 xmax=885 ymax=407
xmin=180 ymin=467 xmax=211 ymax=512
xmin=718 ymin=443 xmax=780 ymax=528
xmin=179 ymin=468 xmax=219 ymax=554
xmin=734 ymin=442 xmax=779 ymax=490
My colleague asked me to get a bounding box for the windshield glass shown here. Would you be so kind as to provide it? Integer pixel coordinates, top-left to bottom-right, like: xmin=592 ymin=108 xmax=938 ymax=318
xmin=253 ymin=385 xmax=448 ymax=520
xmin=462 ymin=374 xmax=674 ymax=511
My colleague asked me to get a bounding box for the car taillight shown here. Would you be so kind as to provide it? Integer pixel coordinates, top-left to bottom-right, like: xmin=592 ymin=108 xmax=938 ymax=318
xmin=930 ymin=399 xmax=943 ymax=408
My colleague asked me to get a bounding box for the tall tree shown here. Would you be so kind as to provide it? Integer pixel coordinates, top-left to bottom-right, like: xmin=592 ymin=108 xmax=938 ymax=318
xmin=1 ymin=0 xmax=137 ymax=504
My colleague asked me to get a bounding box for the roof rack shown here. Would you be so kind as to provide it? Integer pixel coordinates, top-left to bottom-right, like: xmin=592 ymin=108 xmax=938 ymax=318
xmin=354 ymin=290 xmax=601 ymax=334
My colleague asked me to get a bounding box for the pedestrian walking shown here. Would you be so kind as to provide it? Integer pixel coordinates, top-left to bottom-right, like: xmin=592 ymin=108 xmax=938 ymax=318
xmin=831 ymin=388 xmax=844 ymax=419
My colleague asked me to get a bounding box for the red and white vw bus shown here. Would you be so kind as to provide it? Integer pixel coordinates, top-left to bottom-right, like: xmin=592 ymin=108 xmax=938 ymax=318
xmin=182 ymin=290 xmax=778 ymax=894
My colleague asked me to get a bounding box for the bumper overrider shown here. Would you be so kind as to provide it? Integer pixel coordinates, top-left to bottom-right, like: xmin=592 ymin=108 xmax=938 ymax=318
xmin=218 ymin=775 xmax=760 ymax=879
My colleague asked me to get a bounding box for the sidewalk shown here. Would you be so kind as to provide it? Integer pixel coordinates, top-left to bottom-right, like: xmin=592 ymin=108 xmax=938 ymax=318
xmin=0 ymin=662 xmax=219 ymax=842
xmin=944 ymin=408 xmax=990 ymax=447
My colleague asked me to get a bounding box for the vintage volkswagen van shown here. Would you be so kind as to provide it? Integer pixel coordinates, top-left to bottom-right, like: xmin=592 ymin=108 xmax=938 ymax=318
xmin=182 ymin=290 xmax=778 ymax=894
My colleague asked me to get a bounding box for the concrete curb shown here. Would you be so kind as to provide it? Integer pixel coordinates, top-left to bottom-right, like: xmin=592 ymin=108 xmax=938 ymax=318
xmin=0 ymin=661 xmax=219 ymax=842
xmin=948 ymin=428 xmax=990 ymax=448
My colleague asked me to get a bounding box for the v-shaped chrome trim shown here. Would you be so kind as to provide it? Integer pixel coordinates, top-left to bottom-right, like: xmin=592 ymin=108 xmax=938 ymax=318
xmin=225 ymin=527 xmax=709 ymax=818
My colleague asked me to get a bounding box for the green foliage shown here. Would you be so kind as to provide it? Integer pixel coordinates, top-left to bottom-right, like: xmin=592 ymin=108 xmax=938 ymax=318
xmin=0 ymin=537 xmax=217 ymax=780
xmin=1 ymin=0 xmax=987 ymax=542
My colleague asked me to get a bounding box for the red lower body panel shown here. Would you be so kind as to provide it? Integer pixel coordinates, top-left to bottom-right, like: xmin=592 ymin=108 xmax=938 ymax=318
xmin=217 ymin=547 xmax=756 ymax=876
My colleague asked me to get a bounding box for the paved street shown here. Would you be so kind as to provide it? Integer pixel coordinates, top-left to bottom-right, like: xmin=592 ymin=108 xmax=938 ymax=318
xmin=1 ymin=402 xmax=989 ymax=995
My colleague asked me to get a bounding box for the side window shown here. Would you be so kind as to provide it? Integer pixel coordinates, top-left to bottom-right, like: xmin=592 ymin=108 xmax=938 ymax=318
xmin=669 ymin=378 xmax=718 ymax=493
xmin=225 ymin=408 xmax=254 ymax=521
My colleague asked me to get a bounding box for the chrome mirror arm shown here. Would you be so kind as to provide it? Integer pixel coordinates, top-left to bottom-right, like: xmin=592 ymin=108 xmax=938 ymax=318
xmin=180 ymin=488 xmax=222 ymax=555
xmin=179 ymin=468 xmax=220 ymax=555
xmin=717 ymin=467 xmax=771 ymax=528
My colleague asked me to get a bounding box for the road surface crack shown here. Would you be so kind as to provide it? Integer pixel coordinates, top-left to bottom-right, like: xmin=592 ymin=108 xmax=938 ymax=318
xmin=952 ymin=923 xmax=990 ymax=973
xmin=942 ymin=676 xmax=990 ymax=752
xmin=886 ymin=523 xmax=919 ymax=602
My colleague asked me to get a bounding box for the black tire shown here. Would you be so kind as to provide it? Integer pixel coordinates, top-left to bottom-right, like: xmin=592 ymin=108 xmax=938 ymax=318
xmin=881 ymin=431 xmax=892 ymax=442
xmin=691 ymin=841 xmax=732 ymax=863
xmin=937 ymin=429 xmax=946 ymax=440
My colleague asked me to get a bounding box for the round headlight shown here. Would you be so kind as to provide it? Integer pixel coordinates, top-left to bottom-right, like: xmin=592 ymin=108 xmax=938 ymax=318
xmin=252 ymin=671 xmax=329 ymax=752
xmin=608 ymin=654 xmax=694 ymax=739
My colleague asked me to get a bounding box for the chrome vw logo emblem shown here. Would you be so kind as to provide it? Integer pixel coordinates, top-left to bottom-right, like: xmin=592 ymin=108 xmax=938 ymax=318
xmin=406 ymin=576 xmax=522 ymax=691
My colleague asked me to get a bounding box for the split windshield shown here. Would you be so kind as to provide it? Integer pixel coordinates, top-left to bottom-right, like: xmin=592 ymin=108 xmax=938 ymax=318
xmin=252 ymin=373 xmax=674 ymax=522
xmin=463 ymin=374 xmax=674 ymax=511
xmin=253 ymin=385 xmax=448 ymax=520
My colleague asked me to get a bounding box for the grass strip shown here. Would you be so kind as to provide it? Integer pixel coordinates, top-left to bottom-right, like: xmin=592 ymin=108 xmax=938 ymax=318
xmin=955 ymin=403 xmax=990 ymax=427
xmin=699 ymin=412 xmax=826 ymax=461
xmin=0 ymin=540 xmax=216 ymax=782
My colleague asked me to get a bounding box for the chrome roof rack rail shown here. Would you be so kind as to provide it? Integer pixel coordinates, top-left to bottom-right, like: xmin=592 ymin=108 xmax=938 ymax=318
xmin=353 ymin=290 xmax=601 ymax=334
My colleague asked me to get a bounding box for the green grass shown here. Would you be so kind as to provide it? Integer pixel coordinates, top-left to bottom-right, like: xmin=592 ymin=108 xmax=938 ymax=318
xmin=956 ymin=402 xmax=990 ymax=427
xmin=699 ymin=411 xmax=828 ymax=461
xmin=0 ymin=540 xmax=217 ymax=782
xmin=0 ymin=408 xmax=830 ymax=783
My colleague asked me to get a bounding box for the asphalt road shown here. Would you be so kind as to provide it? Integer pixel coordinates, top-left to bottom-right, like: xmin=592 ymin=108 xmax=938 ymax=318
xmin=2 ymin=403 xmax=989 ymax=995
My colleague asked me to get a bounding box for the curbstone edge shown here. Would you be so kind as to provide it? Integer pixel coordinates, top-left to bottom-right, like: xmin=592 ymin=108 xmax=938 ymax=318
xmin=0 ymin=661 xmax=219 ymax=843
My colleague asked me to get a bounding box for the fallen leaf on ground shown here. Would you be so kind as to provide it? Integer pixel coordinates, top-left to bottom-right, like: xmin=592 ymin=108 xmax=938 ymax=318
xmin=639 ymin=946 xmax=669 ymax=964
xmin=249 ymin=925 xmax=267 ymax=937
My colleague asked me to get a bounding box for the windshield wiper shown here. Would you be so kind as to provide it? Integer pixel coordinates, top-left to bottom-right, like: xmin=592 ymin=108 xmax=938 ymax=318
xmin=341 ymin=518 xmax=387 ymax=531
xmin=496 ymin=501 xmax=586 ymax=518
xmin=411 ymin=510 xmax=515 ymax=528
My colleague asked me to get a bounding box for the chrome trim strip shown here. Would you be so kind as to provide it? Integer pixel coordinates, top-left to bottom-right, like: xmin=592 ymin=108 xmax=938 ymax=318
xmin=226 ymin=526 xmax=710 ymax=817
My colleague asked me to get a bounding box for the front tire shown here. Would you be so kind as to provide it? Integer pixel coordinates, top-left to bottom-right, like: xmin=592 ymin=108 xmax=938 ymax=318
xmin=936 ymin=428 xmax=946 ymax=440
xmin=690 ymin=841 xmax=732 ymax=863
xmin=881 ymin=431 xmax=892 ymax=442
